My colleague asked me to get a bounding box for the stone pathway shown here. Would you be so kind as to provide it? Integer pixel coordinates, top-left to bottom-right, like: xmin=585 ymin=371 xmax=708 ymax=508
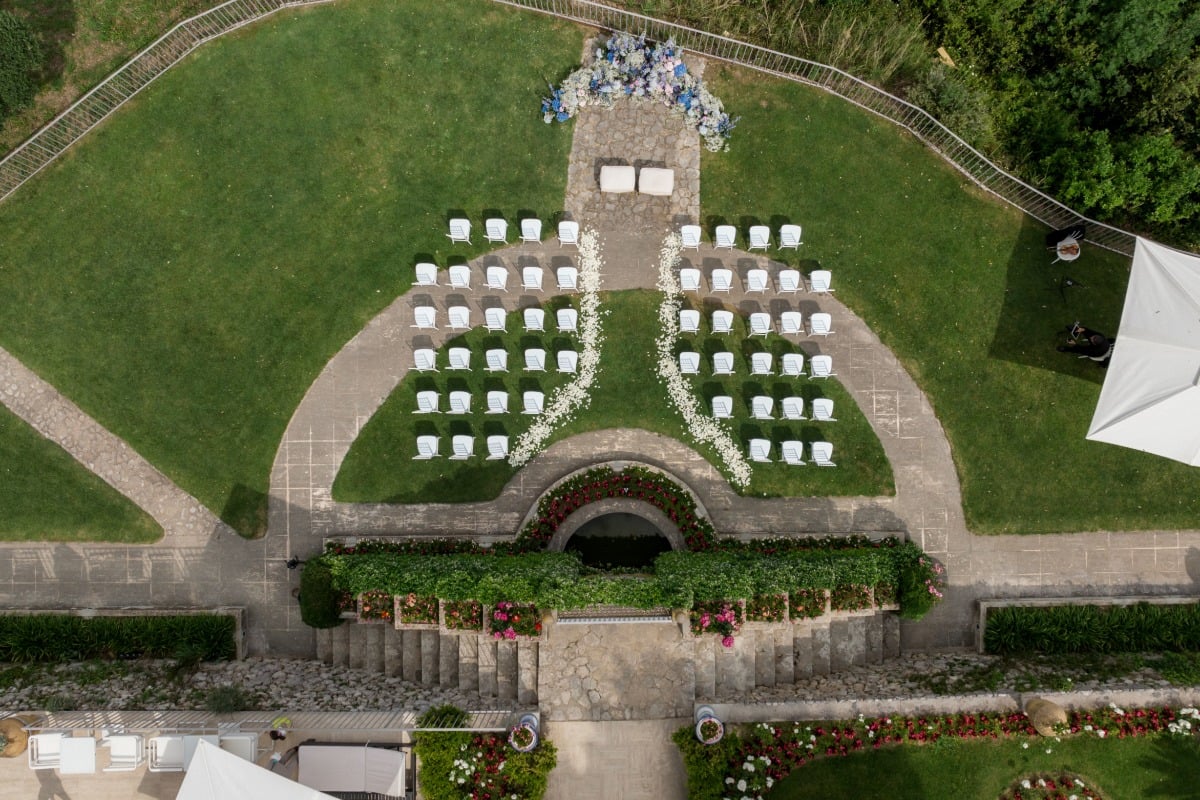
xmin=544 ymin=719 xmax=689 ymax=800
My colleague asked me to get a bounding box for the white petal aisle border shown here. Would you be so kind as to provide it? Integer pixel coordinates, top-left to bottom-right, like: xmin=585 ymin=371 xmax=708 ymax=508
xmin=655 ymin=232 xmax=753 ymax=486
xmin=508 ymin=228 xmax=605 ymax=467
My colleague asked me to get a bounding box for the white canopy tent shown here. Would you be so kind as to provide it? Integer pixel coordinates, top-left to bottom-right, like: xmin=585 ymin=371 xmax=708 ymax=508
xmin=1087 ymin=237 xmax=1200 ymax=464
xmin=176 ymin=740 xmax=339 ymax=800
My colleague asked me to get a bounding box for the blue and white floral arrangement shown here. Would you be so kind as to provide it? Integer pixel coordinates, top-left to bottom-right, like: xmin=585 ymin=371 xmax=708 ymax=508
xmin=541 ymin=32 xmax=738 ymax=152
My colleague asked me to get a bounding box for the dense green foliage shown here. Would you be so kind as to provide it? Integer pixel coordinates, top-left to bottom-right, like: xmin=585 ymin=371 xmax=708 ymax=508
xmin=298 ymin=561 xmax=343 ymax=629
xmin=0 ymin=10 xmax=40 ymax=123
xmin=984 ymin=602 xmax=1200 ymax=655
xmin=0 ymin=614 xmax=236 ymax=662
xmin=415 ymin=726 xmax=557 ymax=800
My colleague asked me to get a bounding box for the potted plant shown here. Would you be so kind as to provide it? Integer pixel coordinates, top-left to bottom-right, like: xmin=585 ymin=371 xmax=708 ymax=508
xmin=694 ymin=706 xmax=724 ymax=745
xmin=508 ymin=713 xmax=539 ymax=752
xmin=0 ymin=717 xmax=31 ymax=758
xmin=357 ymin=590 xmax=394 ymax=623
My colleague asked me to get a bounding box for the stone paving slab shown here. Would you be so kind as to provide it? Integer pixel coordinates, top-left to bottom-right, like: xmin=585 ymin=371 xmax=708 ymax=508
xmin=544 ymin=719 xmax=689 ymax=800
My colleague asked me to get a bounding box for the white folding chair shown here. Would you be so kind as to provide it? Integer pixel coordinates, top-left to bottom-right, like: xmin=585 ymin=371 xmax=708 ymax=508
xmin=778 ymin=269 xmax=802 ymax=294
xmin=556 ymin=266 xmax=579 ymax=291
xmin=811 ymin=441 xmax=836 ymax=467
xmin=750 ymin=352 xmax=773 ymax=375
xmin=485 ymin=218 xmax=508 ymax=243
xmin=413 ymin=435 xmax=441 ymax=460
xmin=484 ymin=307 xmax=507 ymax=332
xmin=105 ymin=734 xmax=146 ymax=772
xmin=748 ymin=439 xmax=772 ymax=462
xmin=810 ymin=354 xmax=835 ymax=378
xmin=746 ymin=269 xmax=770 ymax=293
xmin=679 ymin=352 xmax=700 ymax=375
xmin=414 ymin=262 xmax=438 ymax=287
xmin=779 ymin=224 xmax=802 ymax=249
xmin=780 ymin=311 xmax=803 ymax=336
xmin=485 ymin=265 xmax=509 ymax=292
xmin=749 ymin=312 xmax=772 ymax=337
xmin=810 ymin=270 xmax=833 ymax=294
xmin=448 ymin=264 xmax=472 ymax=290
xmin=558 ymin=220 xmax=579 ymax=247
xmin=412 ymin=306 xmax=437 ymax=329
xmin=447 ymin=347 xmax=471 ymax=370
xmin=414 ymin=391 xmax=440 ymax=414
xmin=28 ymin=733 xmax=63 ymax=769
xmin=486 ymin=435 xmax=509 ymax=459
xmin=485 ymin=391 xmax=508 ymax=414
xmin=751 ymin=396 xmax=774 ymax=420
xmin=812 ymin=398 xmax=837 ymax=421
xmin=525 ymin=348 xmax=547 ymax=371
xmin=557 ymin=350 xmax=578 ymax=373
xmin=711 ymin=395 xmax=733 ymax=419
xmin=781 ymin=353 xmax=805 ymax=377
xmin=524 ymin=307 xmax=545 ymax=332
xmin=485 ymin=349 xmax=508 ymax=372
xmin=680 ymin=268 xmax=702 ymax=292
xmin=448 ymin=391 xmax=471 ymax=414
xmin=557 ymin=308 xmax=578 ymax=332
xmin=450 ymin=435 xmax=475 ymax=460
xmin=521 ymin=266 xmax=544 ymax=292
xmin=711 ymin=269 xmax=733 ymax=293
xmin=148 ymin=735 xmax=186 ymax=773
xmin=781 ymin=396 xmax=806 ymax=420
xmin=522 ymin=391 xmax=544 ymax=415
xmin=413 ymin=348 xmax=438 ymax=372
xmin=781 ymin=441 xmax=806 ymax=465
xmin=520 ymin=218 xmax=542 ymax=243
xmin=680 ymin=224 xmax=702 ymax=250
xmin=713 ymin=352 xmax=735 ymax=375
xmin=809 ymin=312 xmax=833 ymax=337
xmin=447 ymin=218 xmax=471 ymax=244
xmin=712 ymin=309 xmax=734 ymax=334
xmin=447 ymin=306 xmax=471 ymax=330
xmin=748 ymin=226 xmax=770 ymax=251
xmin=679 ymin=309 xmax=700 ymax=334
xmin=216 ymin=734 xmax=254 ymax=764
xmin=714 ymin=225 xmax=736 ymax=250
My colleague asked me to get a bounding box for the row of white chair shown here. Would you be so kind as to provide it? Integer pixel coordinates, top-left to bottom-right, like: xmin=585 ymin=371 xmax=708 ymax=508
xmin=681 ymin=309 xmax=832 ymax=337
xmin=412 ymin=306 xmax=577 ymax=333
xmin=28 ymin=731 xmax=257 ymax=773
xmin=679 ymin=352 xmax=835 ymax=378
xmin=416 ymin=263 xmax=579 ymax=292
xmin=415 ymin=434 xmax=510 ymax=460
xmin=679 ymin=267 xmax=831 ymax=295
xmin=682 ymin=224 xmax=802 ymax=251
xmin=713 ymin=396 xmax=836 ymax=421
xmin=749 ymin=439 xmax=835 ymax=466
xmin=415 ymin=347 xmax=577 ymax=374
xmin=448 ymin=218 xmax=579 ymax=247
xmin=415 ymin=390 xmax=547 ymax=416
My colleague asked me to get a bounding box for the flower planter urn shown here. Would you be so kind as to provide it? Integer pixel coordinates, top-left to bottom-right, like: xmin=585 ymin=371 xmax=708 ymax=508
xmin=694 ymin=706 xmax=724 ymax=745
xmin=509 ymin=713 xmax=540 ymax=753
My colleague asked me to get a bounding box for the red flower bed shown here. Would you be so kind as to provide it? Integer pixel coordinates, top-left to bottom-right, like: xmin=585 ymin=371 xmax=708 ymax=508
xmin=489 ymin=601 xmax=541 ymax=639
xmin=746 ymin=594 xmax=788 ymax=623
xmin=830 ymin=584 xmax=872 ymax=612
xmin=398 ymin=593 xmax=438 ymax=625
xmin=442 ymin=599 xmax=483 ymax=631
xmin=788 ymin=589 xmax=828 ymax=620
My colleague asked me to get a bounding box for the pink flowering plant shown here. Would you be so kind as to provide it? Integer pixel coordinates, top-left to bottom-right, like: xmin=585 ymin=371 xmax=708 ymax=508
xmin=788 ymin=589 xmax=828 ymax=620
xmin=398 ymin=593 xmax=438 ymax=625
xmin=746 ymin=594 xmax=788 ymax=623
xmin=489 ymin=601 xmax=542 ymax=640
xmin=873 ymin=582 xmax=898 ymax=608
xmin=690 ymin=600 xmax=743 ymax=647
xmin=897 ymin=551 xmax=946 ymax=619
xmin=442 ymin=600 xmax=483 ymax=632
xmin=830 ymin=584 xmax=873 ymax=612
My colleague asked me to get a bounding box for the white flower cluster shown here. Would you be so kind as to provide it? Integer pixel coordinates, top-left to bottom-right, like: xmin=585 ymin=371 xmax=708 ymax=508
xmin=1168 ymin=706 xmax=1200 ymax=736
xmin=508 ymin=228 xmax=605 ymax=467
xmin=721 ymin=754 xmax=773 ymax=800
xmin=654 ymin=232 xmax=752 ymax=486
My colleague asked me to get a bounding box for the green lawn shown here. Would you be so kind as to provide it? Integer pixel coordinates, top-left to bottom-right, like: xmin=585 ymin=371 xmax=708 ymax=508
xmin=771 ymin=734 xmax=1200 ymax=799
xmin=0 ymin=0 xmax=581 ymax=537
xmin=701 ymin=67 xmax=1200 ymax=533
xmin=0 ymin=405 xmax=160 ymax=542
xmin=335 ymin=290 xmax=893 ymax=502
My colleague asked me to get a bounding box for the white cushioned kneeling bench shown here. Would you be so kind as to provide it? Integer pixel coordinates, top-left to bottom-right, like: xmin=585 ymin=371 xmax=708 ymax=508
xmin=638 ymin=167 xmax=674 ymax=196
xmin=599 ymin=165 xmax=636 ymax=193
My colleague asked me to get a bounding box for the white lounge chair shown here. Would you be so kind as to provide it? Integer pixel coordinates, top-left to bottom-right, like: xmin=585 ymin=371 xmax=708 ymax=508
xmin=448 ymin=390 xmax=471 ymax=414
xmin=810 ymin=269 xmax=833 ymax=294
xmin=413 ymin=435 xmax=440 ymax=460
xmin=711 ymin=395 xmax=733 ymax=419
xmin=714 ymin=225 xmax=736 ymax=250
xmin=485 ymin=218 xmax=508 ymax=243
xmin=485 ymin=349 xmax=508 ymax=372
xmin=751 ymin=396 xmax=774 ymax=420
xmin=680 ymin=225 xmax=702 ymax=250
xmin=711 ymin=268 xmax=733 ymax=293
xmin=781 ymin=353 xmax=805 ymax=377
xmin=558 ymin=220 xmax=579 ymax=247
xmin=779 ymin=224 xmax=802 ymax=249
xmin=679 ymin=309 xmax=700 ymax=333
xmin=748 ymin=438 xmax=772 ymax=462
xmin=412 ymin=306 xmax=437 ymax=329
xmin=557 ymin=308 xmax=578 ymax=332
xmin=749 ymin=312 xmax=772 ymax=337
xmin=487 ymin=435 xmax=509 ymax=459
xmin=812 ymin=398 xmax=837 ymax=421
xmin=781 ymin=441 xmax=806 ymax=465
xmin=148 ymin=735 xmax=186 ymax=772
xmin=780 ymin=311 xmax=803 ymax=336
xmin=746 ymin=268 xmax=770 ymax=293
xmin=28 ymin=733 xmax=63 ymax=770
xmin=447 ymin=306 xmax=471 ymax=330
xmin=520 ymin=218 xmax=542 ymax=243
xmin=216 ymin=734 xmax=255 ymax=763
xmin=522 ymin=391 xmax=544 ymax=415
xmin=810 ymin=354 xmax=835 ymax=379
xmin=750 ymin=352 xmax=774 ymax=375
xmin=525 ymin=348 xmax=546 ymax=371
xmin=523 ymin=308 xmax=545 ymax=332
xmin=450 ymin=435 xmax=475 ymax=460
xmin=712 ymin=309 xmax=734 ymax=334
xmin=105 ymin=734 xmax=146 ymax=772
xmin=748 ymin=226 xmax=770 ymax=251
xmin=447 ymin=218 xmax=471 ymax=244
xmin=485 ymin=265 xmax=509 ymax=292
xmin=557 ymin=350 xmax=578 ymax=373
xmin=414 ymin=262 xmax=438 ymax=287
xmin=781 ymin=396 xmax=806 ymax=420
xmin=413 ymin=348 xmax=437 ymax=372
xmin=679 ymin=352 xmax=701 ymax=375
xmin=521 ymin=266 xmax=544 ymax=292
xmin=414 ymin=391 xmax=440 ymax=414
xmin=447 ymin=347 xmax=471 ymax=370
xmin=811 ymin=441 xmax=835 ymax=467
xmin=484 ymin=306 xmax=506 ymax=332
xmin=680 ymin=268 xmax=702 ymax=292
xmin=778 ymin=269 xmax=802 ymax=293
xmin=809 ymin=312 xmax=833 ymax=337
xmin=448 ymin=264 xmax=472 ymax=290
xmin=556 ymin=266 xmax=578 ymax=291
xmin=485 ymin=391 xmax=508 ymax=414
xmin=713 ymin=352 xmax=735 ymax=375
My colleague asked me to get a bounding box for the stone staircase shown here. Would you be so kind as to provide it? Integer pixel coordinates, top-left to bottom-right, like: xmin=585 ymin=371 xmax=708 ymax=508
xmin=315 ymin=625 xmax=540 ymax=705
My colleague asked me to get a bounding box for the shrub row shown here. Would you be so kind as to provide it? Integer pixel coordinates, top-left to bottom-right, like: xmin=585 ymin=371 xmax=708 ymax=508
xmin=0 ymin=614 xmax=236 ymax=663
xmin=415 ymin=706 xmax=556 ymax=800
xmin=984 ymin=603 xmax=1200 ymax=656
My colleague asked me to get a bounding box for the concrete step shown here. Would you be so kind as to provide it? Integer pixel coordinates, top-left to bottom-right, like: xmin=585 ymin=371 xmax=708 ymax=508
xmin=754 ymin=629 xmax=776 ymax=688
xmin=773 ymin=627 xmax=794 ymax=685
xmin=694 ymin=637 xmax=716 ymax=699
xmin=792 ymin=623 xmax=814 ymax=680
xmin=315 ymin=628 xmax=332 ymax=664
xmin=866 ymin=614 xmax=884 ymax=665
xmin=438 ymin=634 xmax=459 ymax=689
xmin=830 ymin=617 xmax=868 ymax=672
xmin=810 ymin=620 xmax=831 ymax=676
xmin=496 ymin=641 xmax=518 ymax=702
xmin=883 ymin=613 xmax=901 ymax=659
xmin=347 ymin=624 xmax=366 ymax=670
xmin=329 ymin=623 xmax=350 ymax=667
xmin=420 ymin=630 xmax=440 ymax=685
xmin=458 ymin=635 xmax=479 ymax=693
xmin=714 ymin=630 xmax=754 ymax=696
xmin=384 ymin=626 xmax=403 ymax=677
xmin=517 ymin=641 xmax=538 ymax=705
xmin=401 ymin=630 xmax=420 ymax=682
xmin=478 ymin=638 xmax=498 ymax=698
xmin=363 ymin=624 xmax=385 ymax=674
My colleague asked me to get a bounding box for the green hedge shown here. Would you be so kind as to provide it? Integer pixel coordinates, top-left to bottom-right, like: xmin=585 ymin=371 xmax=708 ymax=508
xmin=984 ymin=603 xmax=1200 ymax=656
xmin=0 ymin=614 xmax=236 ymax=662
xmin=299 ymin=560 xmax=343 ymax=629
xmin=415 ymin=726 xmax=557 ymax=800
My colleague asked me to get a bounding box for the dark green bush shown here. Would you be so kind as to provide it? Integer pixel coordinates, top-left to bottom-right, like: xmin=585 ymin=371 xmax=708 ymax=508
xmin=985 ymin=603 xmax=1200 ymax=656
xmin=204 ymin=684 xmax=257 ymax=713
xmin=0 ymin=614 xmax=235 ymax=663
xmin=0 ymin=10 xmax=40 ymax=122
xmin=299 ymin=560 xmax=343 ymax=628
xmin=415 ymin=729 xmax=557 ymax=800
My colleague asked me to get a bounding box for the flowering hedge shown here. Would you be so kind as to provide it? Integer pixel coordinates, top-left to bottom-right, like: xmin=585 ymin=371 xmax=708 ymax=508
xmin=830 ymin=584 xmax=872 ymax=612
xmin=443 ymin=600 xmax=483 ymax=632
xmin=746 ymin=594 xmax=788 ymax=623
xmin=542 ymin=32 xmax=737 ymax=152
xmin=357 ymin=590 xmax=393 ymax=622
xmin=489 ymin=601 xmax=542 ymax=639
xmin=414 ymin=729 xmax=557 ymax=800
xmin=398 ymin=593 xmax=438 ymax=625
xmin=691 ymin=600 xmax=743 ymax=647
xmin=1000 ymin=772 xmax=1101 ymax=800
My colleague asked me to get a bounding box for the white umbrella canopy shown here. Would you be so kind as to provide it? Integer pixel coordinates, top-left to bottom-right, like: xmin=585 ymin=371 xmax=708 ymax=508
xmin=1087 ymin=237 xmax=1200 ymax=465
xmin=177 ymin=740 xmax=340 ymax=800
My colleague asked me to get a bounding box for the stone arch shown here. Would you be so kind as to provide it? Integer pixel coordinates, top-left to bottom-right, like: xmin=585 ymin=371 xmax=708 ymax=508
xmin=545 ymin=497 xmax=687 ymax=553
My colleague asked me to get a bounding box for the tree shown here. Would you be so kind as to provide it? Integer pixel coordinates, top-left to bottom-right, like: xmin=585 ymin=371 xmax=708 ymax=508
xmin=0 ymin=10 xmax=41 ymax=124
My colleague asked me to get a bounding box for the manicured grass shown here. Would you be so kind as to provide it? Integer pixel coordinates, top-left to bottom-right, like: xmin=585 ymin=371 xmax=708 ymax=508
xmin=335 ymin=289 xmax=893 ymax=502
xmin=770 ymin=734 xmax=1200 ymax=799
xmin=701 ymin=66 xmax=1200 ymax=533
xmin=0 ymin=0 xmax=581 ymax=536
xmin=0 ymin=405 xmax=160 ymax=542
